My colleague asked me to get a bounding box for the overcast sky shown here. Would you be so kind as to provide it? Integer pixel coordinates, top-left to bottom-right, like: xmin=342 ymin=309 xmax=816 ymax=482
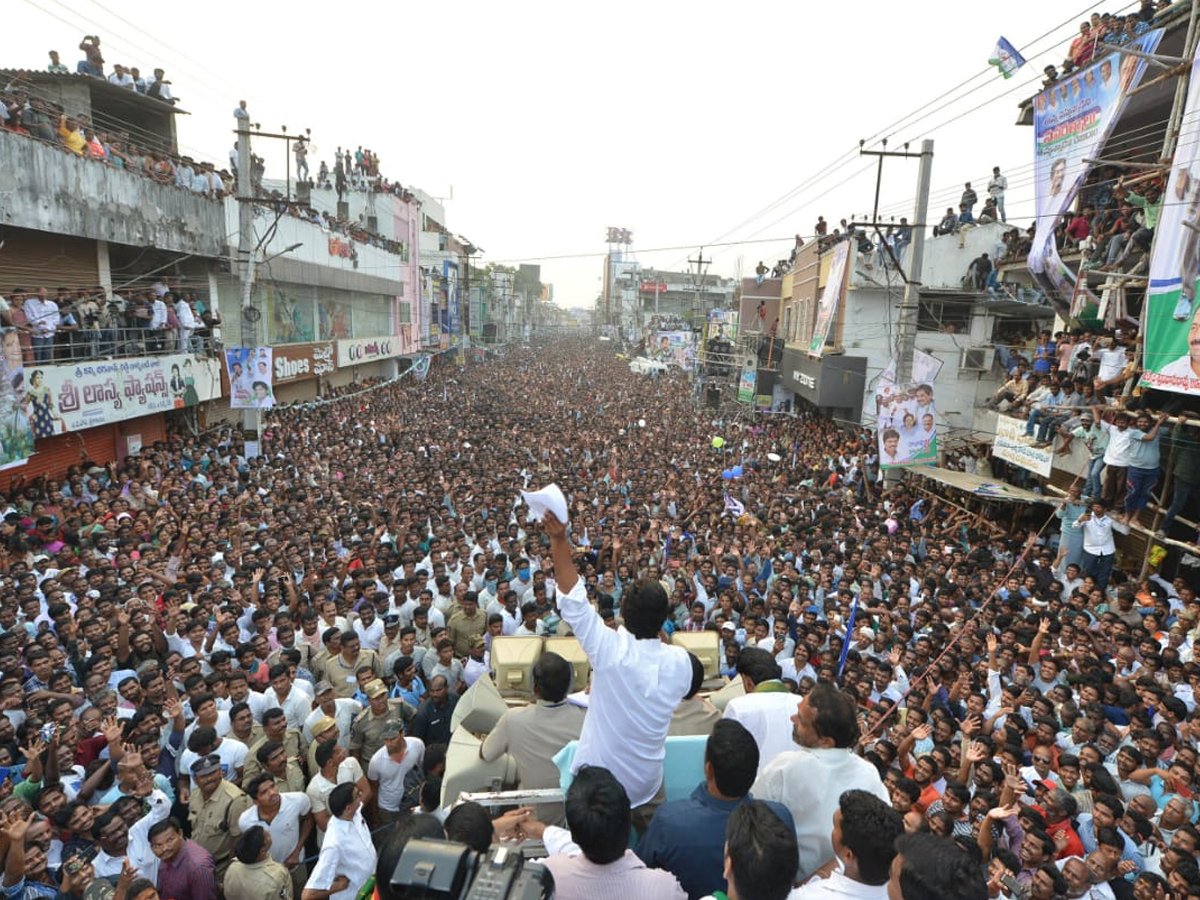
xmin=10 ymin=0 xmax=1111 ymax=310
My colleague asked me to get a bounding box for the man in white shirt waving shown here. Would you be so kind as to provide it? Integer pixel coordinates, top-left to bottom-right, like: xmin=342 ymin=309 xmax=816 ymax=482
xmin=543 ymin=509 xmax=692 ymax=832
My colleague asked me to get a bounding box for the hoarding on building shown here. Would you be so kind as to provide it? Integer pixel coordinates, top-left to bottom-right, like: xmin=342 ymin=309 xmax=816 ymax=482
xmin=992 ymin=415 xmax=1054 ymax=477
xmin=36 ymin=354 xmax=221 ymax=433
xmin=337 ymin=337 xmax=402 ymax=368
xmin=1027 ymin=30 xmax=1162 ymax=315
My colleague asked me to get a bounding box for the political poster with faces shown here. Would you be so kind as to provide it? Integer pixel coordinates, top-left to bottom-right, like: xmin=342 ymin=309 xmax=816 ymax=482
xmin=875 ymin=381 xmax=937 ymax=469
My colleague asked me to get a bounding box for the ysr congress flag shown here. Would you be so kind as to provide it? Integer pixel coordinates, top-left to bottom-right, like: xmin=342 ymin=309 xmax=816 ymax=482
xmin=989 ymin=37 xmax=1026 ymax=79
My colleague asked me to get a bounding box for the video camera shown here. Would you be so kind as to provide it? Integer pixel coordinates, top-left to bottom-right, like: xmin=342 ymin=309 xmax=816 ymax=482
xmin=389 ymin=839 xmax=551 ymax=900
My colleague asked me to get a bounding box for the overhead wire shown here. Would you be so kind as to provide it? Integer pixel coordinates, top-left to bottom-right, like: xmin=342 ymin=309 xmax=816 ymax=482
xmin=684 ymin=0 xmax=1148 ymax=269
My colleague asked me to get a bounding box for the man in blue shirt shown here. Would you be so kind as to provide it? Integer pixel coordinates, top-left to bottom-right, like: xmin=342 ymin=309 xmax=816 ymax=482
xmin=637 ymin=719 xmax=795 ymax=899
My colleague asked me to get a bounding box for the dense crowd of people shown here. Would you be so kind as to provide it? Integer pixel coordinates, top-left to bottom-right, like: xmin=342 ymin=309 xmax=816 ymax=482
xmin=0 ymin=339 xmax=1191 ymax=900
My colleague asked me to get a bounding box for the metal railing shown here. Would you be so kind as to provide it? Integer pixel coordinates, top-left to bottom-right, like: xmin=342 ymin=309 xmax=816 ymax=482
xmin=22 ymin=327 xmax=221 ymax=364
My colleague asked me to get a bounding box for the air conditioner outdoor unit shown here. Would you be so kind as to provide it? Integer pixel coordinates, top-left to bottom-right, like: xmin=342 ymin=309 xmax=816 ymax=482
xmin=959 ymin=347 xmax=994 ymax=372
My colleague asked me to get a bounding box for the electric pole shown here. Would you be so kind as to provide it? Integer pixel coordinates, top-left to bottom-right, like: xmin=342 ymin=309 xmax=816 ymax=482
xmin=849 ymin=139 xmax=934 ymax=385
xmin=234 ymin=113 xmax=259 ymax=452
xmin=896 ymin=140 xmax=934 ymax=384
xmin=236 ymin=116 xmax=255 ymax=353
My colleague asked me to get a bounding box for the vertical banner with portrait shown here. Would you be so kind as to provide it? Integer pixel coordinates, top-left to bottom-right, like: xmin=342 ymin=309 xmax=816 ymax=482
xmin=737 ymin=367 xmax=757 ymax=404
xmin=224 ymin=346 xmax=275 ymax=409
xmin=809 ymin=239 xmax=851 ymax=357
xmin=0 ymin=328 xmax=34 ymax=469
xmin=1142 ymin=42 xmax=1200 ymax=394
xmin=1028 ymin=30 xmax=1163 ymax=318
xmin=875 ymin=381 xmax=937 ymax=469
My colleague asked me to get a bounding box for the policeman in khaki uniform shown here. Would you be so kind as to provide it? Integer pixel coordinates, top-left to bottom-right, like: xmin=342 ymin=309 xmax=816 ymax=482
xmin=244 ymin=708 xmax=307 ymax=783
xmin=187 ymin=753 xmax=254 ymax=883
xmin=349 ymin=679 xmax=414 ymax=767
xmin=223 ymin=824 xmax=293 ymax=900
xmin=306 ymin=715 xmax=340 ymax=776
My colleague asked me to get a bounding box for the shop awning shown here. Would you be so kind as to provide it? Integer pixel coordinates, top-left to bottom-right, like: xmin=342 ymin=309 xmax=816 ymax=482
xmin=903 ymin=466 xmax=1057 ymax=504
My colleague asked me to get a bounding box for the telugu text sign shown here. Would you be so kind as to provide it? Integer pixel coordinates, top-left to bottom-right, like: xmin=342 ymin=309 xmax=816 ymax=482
xmin=38 ymin=354 xmax=221 ymax=434
xmin=991 ymin=415 xmax=1053 ymax=477
xmin=337 ymin=337 xmax=403 ymax=368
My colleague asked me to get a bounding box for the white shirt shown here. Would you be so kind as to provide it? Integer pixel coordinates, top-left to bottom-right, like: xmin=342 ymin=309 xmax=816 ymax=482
xmin=24 ymin=296 xmax=59 ymax=336
xmin=353 ymin=616 xmax=384 ymax=650
xmin=307 ymin=757 xmax=364 ymax=845
xmin=723 ymin=687 xmax=800 ymax=776
xmin=558 ymin=578 xmax=693 ymax=807
xmin=239 ymin=791 xmax=312 ymax=864
xmin=94 ymin=788 xmax=170 ymax=884
xmin=368 ymin=738 xmax=425 ymax=811
xmin=150 ymin=298 xmax=168 ymax=329
xmin=265 ymin=684 xmax=312 ymax=731
xmin=1101 ymin=421 xmax=1136 ymax=466
xmin=1074 ymin=512 xmax=1115 ymax=556
xmin=752 ymin=746 xmax=890 ymax=881
xmin=789 ymin=869 xmax=889 ymax=900
xmin=175 ymin=300 xmax=198 ymax=330
xmin=179 ymin=735 xmax=247 ymax=779
xmin=304 ymin=809 xmax=376 ymax=900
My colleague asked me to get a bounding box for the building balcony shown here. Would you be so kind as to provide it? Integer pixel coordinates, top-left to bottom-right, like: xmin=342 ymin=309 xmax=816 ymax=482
xmin=0 ymin=129 xmax=227 ymax=257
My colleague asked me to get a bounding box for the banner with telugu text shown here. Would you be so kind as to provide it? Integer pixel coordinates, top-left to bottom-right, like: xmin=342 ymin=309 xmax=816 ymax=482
xmin=1027 ymin=30 xmax=1162 ymax=318
xmin=991 ymin=415 xmax=1054 ymax=476
xmin=34 ymin=354 xmax=221 ymax=435
xmin=1142 ymin=39 xmax=1200 ymax=395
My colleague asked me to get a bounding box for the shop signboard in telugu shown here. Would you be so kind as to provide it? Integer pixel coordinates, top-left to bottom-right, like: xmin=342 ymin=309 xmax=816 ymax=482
xmin=271 ymin=342 xmax=336 ymax=385
xmin=991 ymin=415 xmax=1053 ymax=477
xmin=337 ymin=337 xmax=402 ymax=368
xmin=34 ymin=354 xmax=221 ymax=435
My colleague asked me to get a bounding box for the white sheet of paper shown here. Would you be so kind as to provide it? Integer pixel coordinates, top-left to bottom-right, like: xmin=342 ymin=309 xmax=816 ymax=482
xmin=522 ymin=484 xmax=569 ymax=525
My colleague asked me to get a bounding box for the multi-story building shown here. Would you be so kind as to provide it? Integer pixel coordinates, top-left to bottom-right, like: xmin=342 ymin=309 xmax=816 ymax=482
xmin=776 ymin=226 xmax=1052 ymax=430
xmin=0 ymin=68 xmax=476 ymax=484
xmin=0 ymin=72 xmax=226 ymax=481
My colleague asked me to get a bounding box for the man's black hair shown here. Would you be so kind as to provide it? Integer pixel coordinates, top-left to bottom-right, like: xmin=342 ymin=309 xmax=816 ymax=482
xmin=725 ymin=801 xmax=798 ymax=900
xmin=622 ymin=579 xmax=669 ymax=640
xmin=444 ymin=801 xmax=493 ymax=853
xmin=838 ymin=789 xmax=904 ymax=885
xmin=532 ymin=651 xmax=572 ymax=703
xmin=893 ymin=832 xmax=988 ymax=900
xmin=736 ymin=646 xmax=782 ymax=685
xmin=564 ymin=766 xmax=631 ymax=865
xmin=808 ymin=683 xmax=860 ymax=748
xmin=705 ymin=719 xmax=760 ymax=799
